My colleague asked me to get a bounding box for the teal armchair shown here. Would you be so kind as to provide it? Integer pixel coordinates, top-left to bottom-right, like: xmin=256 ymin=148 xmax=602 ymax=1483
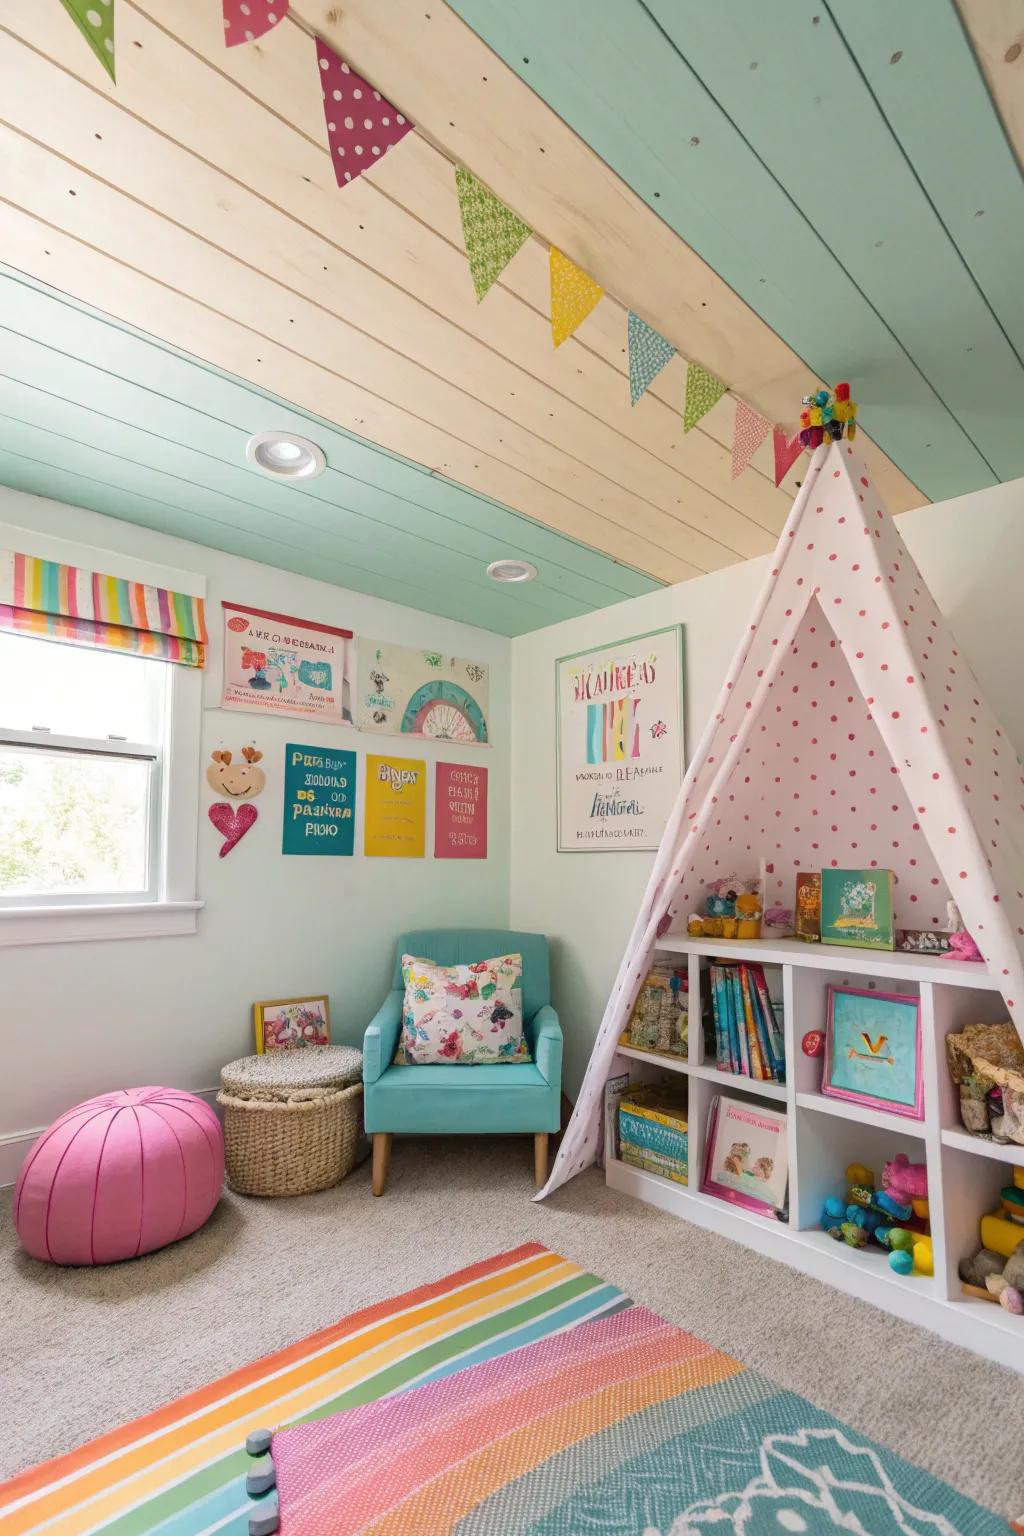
xmin=363 ymin=929 xmax=563 ymax=1194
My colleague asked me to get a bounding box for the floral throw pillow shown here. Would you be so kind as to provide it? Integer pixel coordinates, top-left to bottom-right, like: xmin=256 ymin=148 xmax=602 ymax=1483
xmin=399 ymin=953 xmax=529 ymax=1065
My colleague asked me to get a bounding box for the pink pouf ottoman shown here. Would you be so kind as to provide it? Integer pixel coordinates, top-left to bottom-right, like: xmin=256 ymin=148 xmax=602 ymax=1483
xmin=14 ymin=1087 xmax=224 ymax=1266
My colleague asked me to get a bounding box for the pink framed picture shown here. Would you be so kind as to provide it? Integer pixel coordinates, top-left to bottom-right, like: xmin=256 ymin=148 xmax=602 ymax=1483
xmin=700 ymin=1094 xmax=788 ymax=1219
xmin=822 ymin=985 xmax=923 ymax=1119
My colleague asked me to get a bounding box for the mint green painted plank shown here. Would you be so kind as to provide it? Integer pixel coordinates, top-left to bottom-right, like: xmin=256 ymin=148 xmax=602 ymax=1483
xmin=0 ymin=415 xmax=589 ymax=632
xmin=0 ymin=444 xmax=531 ymax=638
xmin=0 ymin=380 xmax=586 ymax=628
xmin=0 ymin=267 xmax=659 ymax=601
xmin=448 ymin=0 xmax=1002 ymax=497
xmin=0 ymin=335 xmax=624 ymax=615
xmin=832 ymin=0 xmax=1024 ymax=361
xmin=642 ymin=0 xmax=1024 ymax=476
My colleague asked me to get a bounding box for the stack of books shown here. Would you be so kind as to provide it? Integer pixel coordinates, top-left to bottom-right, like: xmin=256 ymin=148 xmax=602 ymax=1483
xmin=707 ymin=962 xmax=785 ymax=1082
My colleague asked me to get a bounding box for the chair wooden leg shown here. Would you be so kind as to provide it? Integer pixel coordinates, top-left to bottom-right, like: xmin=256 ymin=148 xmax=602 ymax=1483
xmin=372 ymin=1133 xmax=393 ymax=1197
xmin=534 ymin=1132 xmax=549 ymax=1189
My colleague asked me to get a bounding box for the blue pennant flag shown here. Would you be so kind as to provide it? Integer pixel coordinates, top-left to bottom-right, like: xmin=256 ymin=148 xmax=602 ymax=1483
xmin=628 ymin=311 xmax=676 ymax=405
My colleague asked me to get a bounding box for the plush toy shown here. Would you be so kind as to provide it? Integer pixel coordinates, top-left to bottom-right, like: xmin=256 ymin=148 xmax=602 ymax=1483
xmin=960 ymin=1236 xmax=1024 ymax=1315
xmin=821 ymin=1159 xmax=929 ymax=1275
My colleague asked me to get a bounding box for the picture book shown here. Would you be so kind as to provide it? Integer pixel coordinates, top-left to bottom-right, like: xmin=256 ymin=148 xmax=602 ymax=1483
xmin=794 ymin=871 xmax=821 ymax=942
xmin=601 ymin=1072 xmax=629 ymax=1166
xmin=707 ymin=963 xmax=786 ymax=1083
xmin=701 ymin=1094 xmax=788 ymax=1216
xmin=820 ymin=868 xmax=895 ymax=950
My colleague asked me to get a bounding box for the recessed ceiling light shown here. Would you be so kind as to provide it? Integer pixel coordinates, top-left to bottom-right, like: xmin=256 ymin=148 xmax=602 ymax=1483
xmin=486 ymin=558 xmax=538 ymax=584
xmin=246 ymin=431 xmax=326 ymax=480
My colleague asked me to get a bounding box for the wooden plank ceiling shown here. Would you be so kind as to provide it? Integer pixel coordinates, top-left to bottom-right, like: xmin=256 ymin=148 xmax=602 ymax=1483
xmin=0 ymin=0 xmax=930 ymax=637
xmin=449 ymin=0 xmax=1024 ymax=498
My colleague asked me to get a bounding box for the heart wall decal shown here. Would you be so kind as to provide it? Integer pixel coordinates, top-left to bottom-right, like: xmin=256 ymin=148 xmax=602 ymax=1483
xmin=208 ymin=801 xmax=258 ymax=858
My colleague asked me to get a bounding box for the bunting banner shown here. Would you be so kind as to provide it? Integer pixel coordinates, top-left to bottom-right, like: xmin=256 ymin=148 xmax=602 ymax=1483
xmin=772 ymin=426 xmax=805 ymax=487
xmin=682 ymin=361 xmax=727 ymax=433
xmin=731 ymin=398 xmax=772 ymax=479
xmin=550 ymin=248 xmax=603 ymax=348
xmin=316 ymin=38 xmax=413 ymax=188
xmin=223 ymin=0 xmax=288 ymax=46
xmin=627 ymin=312 xmax=676 ymax=406
xmin=455 ymin=168 xmax=532 ymax=302
xmin=58 ymin=0 xmax=115 ymax=82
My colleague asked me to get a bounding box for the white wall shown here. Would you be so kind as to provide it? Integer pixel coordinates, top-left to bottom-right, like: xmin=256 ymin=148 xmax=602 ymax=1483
xmin=0 ymin=488 xmax=510 ymax=1165
xmin=509 ymin=477 xmax=1024 ymax=1099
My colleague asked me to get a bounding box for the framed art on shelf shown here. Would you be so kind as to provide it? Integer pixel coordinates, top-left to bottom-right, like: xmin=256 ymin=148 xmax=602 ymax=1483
xmin=254 ymin=995 xmax=330 ymax=1054
xmin=822 ymin=985 xmax=923 ymax=1119
xmin=555 ymin=625 xmax=684 ymax=853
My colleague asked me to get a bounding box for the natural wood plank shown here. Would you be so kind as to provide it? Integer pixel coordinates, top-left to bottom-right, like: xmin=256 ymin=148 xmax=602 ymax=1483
xmin=290 ymin=0 xmax=923 ymax=513
xmin=0 ymin=200 xmax=697 ymax=583
xmin=957 ymin=0 xmax=1024 ymax=173
xmin=0 ymin=25 xmax=767 ymax=568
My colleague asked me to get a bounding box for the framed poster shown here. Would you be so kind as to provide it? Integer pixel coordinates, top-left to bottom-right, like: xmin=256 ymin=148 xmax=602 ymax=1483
xmin=221 ymin=602 xmax=353 ymax=724
xmin=253 ymin=995 xmax=330 ymax=1053
xmin=555 ymin=625 xmax=684 ymax=852
xmin=822 ymin=986 xmax=923 ymax=1119
xmin=434 ymin=762 xmax=487 ymax=859
xmin=364 ymin=754 xmax=426 ymax=857
xmin=357 ymin=640 xmax=489 ymax=744
xmin=282 ymin=744 xmax=356 ymax=856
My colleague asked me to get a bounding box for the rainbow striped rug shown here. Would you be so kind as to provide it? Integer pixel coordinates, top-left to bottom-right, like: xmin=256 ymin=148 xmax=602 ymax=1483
xmin=0 ymin=1243 xmax=1013 ymax=1534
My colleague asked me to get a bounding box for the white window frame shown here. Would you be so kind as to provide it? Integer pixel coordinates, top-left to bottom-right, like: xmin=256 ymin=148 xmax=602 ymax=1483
xmin=0 ymin=546 xmax=205 ymax=947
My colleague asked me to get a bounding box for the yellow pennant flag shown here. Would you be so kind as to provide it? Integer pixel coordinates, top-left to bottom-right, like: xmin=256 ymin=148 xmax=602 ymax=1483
xmin=550 ymin=247 xmax=603 ymax=348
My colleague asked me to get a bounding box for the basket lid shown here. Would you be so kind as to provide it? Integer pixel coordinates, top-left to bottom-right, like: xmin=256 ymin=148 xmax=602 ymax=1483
xmin=220 ymin=1045 xmax=363 ymax=1099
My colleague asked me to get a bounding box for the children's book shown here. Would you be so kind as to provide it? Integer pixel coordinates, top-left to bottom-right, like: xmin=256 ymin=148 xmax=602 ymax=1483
xmin=600 ymin=1072 xmax=629 ymax=1167
xmin=701 ymin=1094 xmax=788 ymax=1217
xmin=820 ymin=868 xmax=895 ymax=950
xmin=794 ymin=871 xmax=821 ymax=942
xmin=742 ymin=964 xmax=771 ymax=1080
xmin=750 ymin=966 xmax=786 ymax=1082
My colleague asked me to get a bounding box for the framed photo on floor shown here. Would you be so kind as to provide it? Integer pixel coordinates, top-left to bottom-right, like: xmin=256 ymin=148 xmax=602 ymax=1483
xmin=822 ymin=985 xmax=923 ymax=1119
xmin=555 ymin=625 xmax=684 ymax=852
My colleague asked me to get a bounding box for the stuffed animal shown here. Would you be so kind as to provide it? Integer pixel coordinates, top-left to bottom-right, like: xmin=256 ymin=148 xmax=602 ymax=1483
xmin=959 ymin=1237 xmax=1024 ymax=1315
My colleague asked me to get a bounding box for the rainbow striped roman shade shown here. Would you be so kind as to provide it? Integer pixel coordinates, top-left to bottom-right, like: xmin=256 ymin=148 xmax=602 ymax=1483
xmin=0 ymin=549 xmax=207 ymax=667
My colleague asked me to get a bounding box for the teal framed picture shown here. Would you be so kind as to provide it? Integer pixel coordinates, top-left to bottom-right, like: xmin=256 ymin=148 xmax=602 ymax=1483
xmin=822 ymin=986 xmax=923 ymax=1119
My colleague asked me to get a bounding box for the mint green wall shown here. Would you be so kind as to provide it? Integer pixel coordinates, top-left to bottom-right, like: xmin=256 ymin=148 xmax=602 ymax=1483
xmin=0 ymin=268 xmax=659 ymax=637
xmin=450 ymin=0 xmax=1024 ymax=499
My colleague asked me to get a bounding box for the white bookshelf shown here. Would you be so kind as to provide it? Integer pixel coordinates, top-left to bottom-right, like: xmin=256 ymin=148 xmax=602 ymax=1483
xmin=607 ymin=935 xmax=1024 ymax=1370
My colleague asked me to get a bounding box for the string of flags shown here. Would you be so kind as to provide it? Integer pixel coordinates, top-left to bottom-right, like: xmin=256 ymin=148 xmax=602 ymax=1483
xmin=55 ymin=0 xmax=815 ymax=490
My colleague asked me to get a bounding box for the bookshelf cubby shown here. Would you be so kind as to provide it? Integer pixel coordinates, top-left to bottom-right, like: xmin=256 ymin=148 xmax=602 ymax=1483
xmin=605 ymin=934 xmax=1024 ymax=1369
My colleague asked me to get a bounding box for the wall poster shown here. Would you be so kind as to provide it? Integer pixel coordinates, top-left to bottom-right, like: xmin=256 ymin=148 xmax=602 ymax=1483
xmin=364 ymin=754 xmax=426 ymax=858
xmin=282 ymin=743 xmax=356 ymax=857
xmin=435 ymin=762 xmax=488 ymax=860
xmin=221 ymin=602 xmax=353 ymax=724
xmin=357 ymin=640 xmax=489 ymax=744
xmin=556 ymin=626 xmax=684 ymax=853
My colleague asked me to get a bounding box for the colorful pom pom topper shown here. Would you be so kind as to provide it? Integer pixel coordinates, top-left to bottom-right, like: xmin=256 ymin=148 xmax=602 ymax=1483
xmin=798 ymin=381 xmax=857 ymax=451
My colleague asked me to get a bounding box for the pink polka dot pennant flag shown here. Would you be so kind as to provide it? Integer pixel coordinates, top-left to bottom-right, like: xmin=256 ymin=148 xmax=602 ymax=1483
xmin=315 ymin=38 xmax=413 ymax=189
xmin=732 ymin=398 xmax=772 ymax=479
xmin=772 ymin=425 xmax=805 ymax=487
xmin=223 ymin=0 xmax=288 ymax=48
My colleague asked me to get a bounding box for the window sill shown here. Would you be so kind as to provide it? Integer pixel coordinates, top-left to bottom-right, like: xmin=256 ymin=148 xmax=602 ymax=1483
xmin=0 ymin=900 xmax=204 ymax=947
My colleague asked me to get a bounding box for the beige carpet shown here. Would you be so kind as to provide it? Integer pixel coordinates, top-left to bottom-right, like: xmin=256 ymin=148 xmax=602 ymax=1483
xmin=1 ymin=1134 xmax=1020 ymax=1516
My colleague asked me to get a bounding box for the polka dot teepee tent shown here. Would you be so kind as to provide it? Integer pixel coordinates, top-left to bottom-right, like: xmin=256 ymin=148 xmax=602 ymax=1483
xmin=539 ymin=438 xmax=1024 ymax=1200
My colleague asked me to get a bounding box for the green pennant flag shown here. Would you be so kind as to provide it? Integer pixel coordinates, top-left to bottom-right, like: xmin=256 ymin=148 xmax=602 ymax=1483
xmin=455 ymin=167 xmax=532 ymax=302
xmin=628 ymin=311 xmax=676 ymax=405
xmin=58 ymin=0 xmax=116 ymax=82
xmin=683 ymin=360 xmax=727 ymax=433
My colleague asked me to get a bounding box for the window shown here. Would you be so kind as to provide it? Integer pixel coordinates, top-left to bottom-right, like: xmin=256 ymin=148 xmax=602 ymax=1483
xmin=0 ymin=631 xmax=202 ymax=941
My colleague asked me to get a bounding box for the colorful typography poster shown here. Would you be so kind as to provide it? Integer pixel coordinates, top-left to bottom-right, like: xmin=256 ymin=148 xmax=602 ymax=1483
xmin=434 ymin=762 xmax=488 ymax=860
xmin=282 ymin=743 xmax=356 ymax=857
xmin=221 ymin=603 xmax=353 ymax=724
xmin=364 ymin=754 xmax=426 ymax=858
xmin=556 ymin=626 xmax=684 ymax=852
xmin=357 ymin=640 xmax=489 ymax=745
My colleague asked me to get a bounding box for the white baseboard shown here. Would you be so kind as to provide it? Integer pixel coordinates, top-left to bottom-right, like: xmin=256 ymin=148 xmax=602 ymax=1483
xmin=0 ymin=1088 xmax=221 ymax=1189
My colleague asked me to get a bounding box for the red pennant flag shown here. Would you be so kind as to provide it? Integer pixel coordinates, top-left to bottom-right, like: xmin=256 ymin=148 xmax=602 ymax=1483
xmin=223 ymin=0 xmax=288 ymax=47
xmin=315 ymin=38 xmax=413 ymax=189
xmin=773 ymin=427 xmax=804 ymax=488
xmin=732 ymin=399 xmax=771 ymax=479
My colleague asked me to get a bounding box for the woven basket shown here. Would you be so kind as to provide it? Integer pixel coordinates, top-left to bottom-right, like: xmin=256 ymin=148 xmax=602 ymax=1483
xmin=217 ymin=1080 xmax=364 ymax=1197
